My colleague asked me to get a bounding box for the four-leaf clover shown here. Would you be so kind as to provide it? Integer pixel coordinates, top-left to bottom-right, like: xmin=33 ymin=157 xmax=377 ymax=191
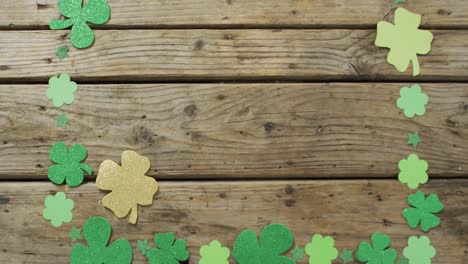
xmin=398 ymin=153 xmax=428 ymax=189
xmin=43 ymin=192 xmax=74 ymax=227
xmin=48 ymin=142 xmax=92 ymax=187
xmin=46 ymin=74 xmax=78 ymax=107
xmin=233 ymin=223 xmax=295 ymax=264
xmin=403 ymin=236 xmax=436 ymax=264
xmin=50 ymin=0 xmax=111 ymax=49
xmin=146 ymin=232 xmax=189 ymax=264
xmin=200 ymin=240 xmax=230 ymax=264
xmin=403 ymin=191 xmax=444 ymax=232
xmin=70 ymin=216 xmax=132 ymax=264
xmin=305 ymin=234 xmax=338 ymax=264
xmin=375 ymin=7 xmax=433 ymax=76
xmin=357 ymin=232 xmax=397 ymax=264
xmin=397 ymin=84 xmax=429 ymax=118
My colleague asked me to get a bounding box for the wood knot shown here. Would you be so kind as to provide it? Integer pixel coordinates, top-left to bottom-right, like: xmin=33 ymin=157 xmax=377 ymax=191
xmin=264 ymin=122 xmax=275 ymax=133
xmin=184 ymin=104 xmax=197 ymax=117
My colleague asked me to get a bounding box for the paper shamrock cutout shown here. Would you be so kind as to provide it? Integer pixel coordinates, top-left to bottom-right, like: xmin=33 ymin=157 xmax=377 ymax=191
xmin=47 ymin=73 xmax=78 ymax=107
xmin=49 ymin=142 xmax=92 ymax=187
xmin=50 ymin=0 xmax=111 ymax=49
xmin=397 ymin=84 xmax=429 ymax=118
xmin=357 ymin=232 xmax=397 ymax=264
xmin=290 ymin=245 xmax=304 ymax=261
xmin=233 ymin=223 xmax=295 ymax=264
xmin=407 ymin=132 xmax=422 ymax=148
xmin=69 ymin=226 xmax=82 ymax=242
xmin=339 ymin=248 xmax=354 ymax=264
xmin=55 ymin=46 xmax=69 ymax=60
xmin=375 ymin=7 xmax=433 ymax=76
xmin=200 ymin=240 xmax=230 ymax=264
xmin=402 ymin=191 xmax=444 ymax=232
xmin=145 ymin=232 xmax=190 ymax=264
xmin=398 ymin=153 xmax=429 ymax=189
xmin=70 ymin=216 xmax=132 ymax=264
xmin=96 ymin=150 xmax=158 ymax=224
xmin=305 ymin=234 xmax=338 ymax=264
xmin=43 ymin=192 xmax=74 ymax=227
xmin=137 ymin=239 xmax=152 ymax=255
xmin=56 ymin=113 xmax=69 ymax=128
xmin=403 ymin=236 xmax=436 ymax=264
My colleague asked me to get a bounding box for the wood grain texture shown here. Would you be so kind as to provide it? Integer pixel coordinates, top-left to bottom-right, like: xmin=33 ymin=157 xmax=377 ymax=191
xmin=1 ymin=83 xmax=467 ymax=179
xmin=0 ymin=180 xmax=466 ymax=263
xmin=1 ymin=30 xmax=468 ymax=82
xmin=1 ymin=0 xmax=467 ymax=28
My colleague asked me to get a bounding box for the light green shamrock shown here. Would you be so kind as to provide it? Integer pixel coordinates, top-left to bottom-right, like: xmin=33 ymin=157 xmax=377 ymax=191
xmin=200 ymin=240 xmax=230 ymax=264
xmin=46 ymin=74 xmax=78 ymax=107
xmin=398 ymin=154 xmax=428 ymax=189
xmin=357 ymin=232 xmax=397 ymax=264
xmin=42 ymin=192 xmax=74 ymax=227
xmin=50 ymin=0 xmax=111 ymax=49
xmin=403 ymin=236 xmax=436 ymax=264
xmin=375 ymin=7 xmax=433 ymax=76
xmin=402 ymin=191 xmax=444 ymax=232
xmin=397 ymin=84 xmax=429 ymax=118
xmin=305 ymin=234 xmax=338 ymax=264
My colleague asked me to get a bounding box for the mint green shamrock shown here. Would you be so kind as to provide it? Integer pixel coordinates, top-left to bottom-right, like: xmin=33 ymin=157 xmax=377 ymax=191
xmin=48 ymin=142 xmax=92 ymax=187
xmin=403 ymin=191 xmax=444 ymax=232
xmin=291 ymin=245 xmax=305 ymax=261
xmin=397 ymin=84 xmax=429 ymax=118
xmin=403 ymin=236 xmax=436 ymax=264
xmin=233 ymin=224 xmax=295 ymax=264
xmin=55 ymin=46 xmax=69 ymax=60
xmin=375 ymin=8 xmax=433 ymax=76
xmin=398 ymin=154 xmax=428 ymax=189
xmin=200 ymin=240 xmax=230 ymax=264
xmin=146 ymin=232 xmax=189 ymax=264
xmin=340 ymin=248 xmax=354 ymax=264
xmin=71 ymin=217 xmax=132 ymax=264
xmin=357 ymin=232 xmax=397 ymax=264
xmin=305 ymin=234 xmax=338 ymax=264
xmin=50 ymin=0 xmax=111 ymax=49
xmin=43 ymin=192 xmax=74 ymax=227
xmin=47 ymin=74 xmax=78 ymax=107
xmin=137 ymin=239 xmax=152 ymax=255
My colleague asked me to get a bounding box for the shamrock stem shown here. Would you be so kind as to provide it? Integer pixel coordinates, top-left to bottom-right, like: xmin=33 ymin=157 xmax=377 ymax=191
xmin=129 ymin=205 xmax=138 ymax=224
xmin=50 ymin=19 xmax=73 ymax=30
xmin=411 ymin=55 xmax=420 ymax=76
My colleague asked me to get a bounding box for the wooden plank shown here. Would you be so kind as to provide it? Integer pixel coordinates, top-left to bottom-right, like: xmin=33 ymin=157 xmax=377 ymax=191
xmin=1 ymin=0 xmax=468 ymax=28
xmin=1 ymin=83 xmax=467 ymax=179
xmin=0 ymin=30 xmax=468 ymax=82
xmin=0 ymin=180 xmax=466 ymax=263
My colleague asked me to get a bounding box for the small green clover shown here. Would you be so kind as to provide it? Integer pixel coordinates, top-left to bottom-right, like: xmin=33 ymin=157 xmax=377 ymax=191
xmin=50 ymin=0 xmax=111 ymax=49
xmin=397 ymin=84 xmax=429 ymax=118
xmin=398 ymin=153 xmax=428 ymax=189
xmin=71 ymin=217 xmax=132 ymax=264
xmin=305 ymin=234 xmax=338 ymax=264
xmin=42 ymin=192 xmax=74 ymax=227
xmin=47 ymin=74 xmax=78 ymax=107
xmin=402 ymin=191 xmax=444 ymax=232
xmin=357 ymin=232 xmax=397 ymax=264
xmin=48 ymin=142 xmax=92 ymax=187
xmin=55 ymin=46 xmax=69 ymax=60
xmin=200 ymin=240 xmax=230 ymax=264
xmin=403 ymin=236 xmax=436 ymax=264
xmin=375 ymin=7 xmax=433 ymax=76
xmin=146 ymin=232 xmax=189 ymax=264
xmin=233 ymin=224 xmax=295 ymax=264
xmin=290 ymin=245 xmax=305 ymax=261
xmin=137 ymin=239 xmax=152 ymax=255
xmin=339 ymin=248 xmax=354 ymax=264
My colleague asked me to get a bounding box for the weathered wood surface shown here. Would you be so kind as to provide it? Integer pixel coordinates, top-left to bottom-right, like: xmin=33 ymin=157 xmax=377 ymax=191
xmin=0 ymin=180 xmax=466 ymax=263
xmin=1 ymin=83 xmax=467 ymax=179
xmin=1 ymin=30 xmax=468 ymax=82
xmin=1 ymin=0 xmax=467 ymax=28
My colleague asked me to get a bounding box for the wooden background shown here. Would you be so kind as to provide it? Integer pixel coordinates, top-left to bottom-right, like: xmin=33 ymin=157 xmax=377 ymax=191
xmin=0 ymin=0 xmax=467 ymax=263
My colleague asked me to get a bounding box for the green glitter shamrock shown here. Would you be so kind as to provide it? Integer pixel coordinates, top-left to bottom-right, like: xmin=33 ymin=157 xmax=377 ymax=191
xmin=43 ymin=192 xmax=74 ymax=227
xmin=398 ymin=153 xmax=428 ymax=189
xmin=46 ymin=73 xmax=78 ymax=107
xmin=375 ymin=8 xmax=433 ymax=76
xmin=290 ymin=245 xmax=304 ymax=261
xmin=69 ymin=226 xmax=82 ymax=242
xmin=56 ymin=113 xmax=69 ymax=128
xmin=200 ymin=240 xmax=230 ymax=264
xmin=339 ymin=248 xmax=354 ymax=264
xmin=403 ymin=236 xmax=436 ymax=264
xmin=402 ymin=191 xmax=444 ymax=232
xmin=233 ymin=224 xmax=295 ymax=264
xmin=357 ymin=232 xmax=397 ymax=264
xmin=71 ymin=217 xmax=132 ymax=264
xmin=305 ymin=234 xmax=338 ymax=264
xmin=55 ymin=46 xmax=69 ymax=60
xmin=137 ymin=239 xmax=152 ymax=255
xmin=407 ymin=132 xmax=422 ymax=148
xmin=48 ymin=142 xmax=92 ymax=187
xmin=50 ymin=0 xmax=111 ymax=49
xmin=146 ymin=232 xmax=189 ymax=264
xmin=396 ymin=84 xmax=429 ymax=118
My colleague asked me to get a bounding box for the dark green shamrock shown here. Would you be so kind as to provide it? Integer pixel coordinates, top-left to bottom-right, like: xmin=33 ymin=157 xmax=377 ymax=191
xmin=50 ymin=0 xmax=111 ymax=49
xmin=233 ymin=223 xmax=295 ymax=264
xmin=146 ymin=232 xmax=189 ymax=264
xmin=70 ymin=217 xmax=132 ymax=264
xmin=402 ymin=191 xmax=444 ymax=232
xmin=357 ymin=232 xmax=397 ymax=264
xmin=48 ymin=142 xmax=92 ymax=187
